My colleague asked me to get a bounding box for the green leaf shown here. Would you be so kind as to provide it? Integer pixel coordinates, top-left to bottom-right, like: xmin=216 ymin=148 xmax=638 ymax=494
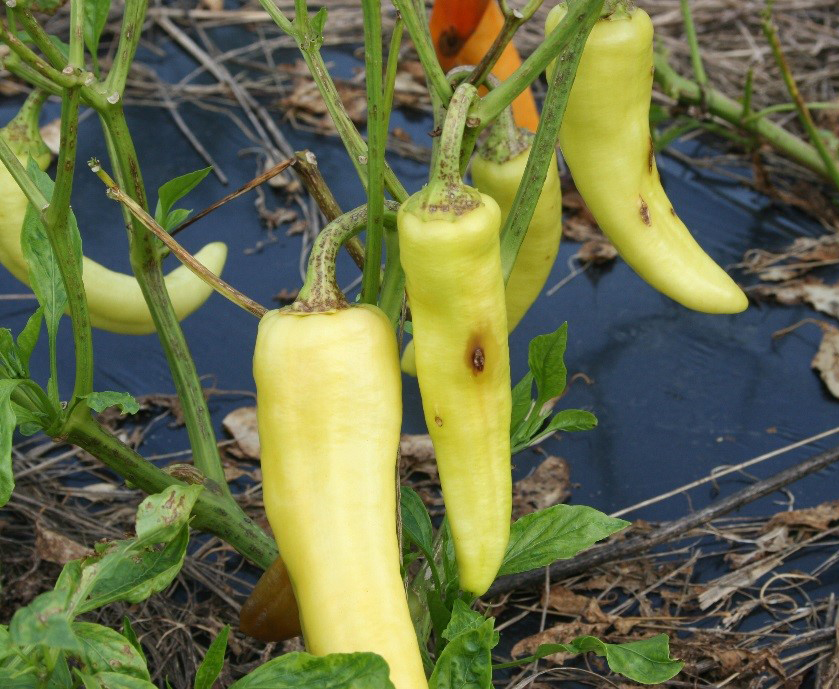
xmin=22 ymin=161 xmax=83 ymax=405
xmin=82 ymin=392 xmax=140 ymax=416
xmin=430 ymin=613 xmax=496 ymax=689
xmin=528 ymin=323 xmax=568 ymax=405
xmin=0 ymin=624 xmax=17 ymax=662
xmin=543 ymin=409 xmax=597 ymax=434
xmin=73 ymin=622 xmax=150 ymax=681
xmin=399 ymin=486 xmax=433 ymax=559
xmin=0 ymin=668 xmax=39 ymax=689
xmin=0 ymin=329 xmax=25 ymax=378
xmin=16 ymin=307 xmax=43 ymax=375
xmin=194 ymin=626 xmax=228 ymax=689
xmin=162 ymin=208 xmax=191 ymax=233
xmin=527 ymin=323 xmax=568 ymax=407
xmin=310 ymin=7 xmax=328 ymax=40
xmin=120 ymin=618 xmax=146 ymax=667
xmin=509 ymin=371 xmax=534 ymax=435
xmin=80 ymin=527 xmax=189 ymax=614
xmin=154 ymin=168 xmax=212 ymax=227
xmin=439 ymin=519 xmax=459 ymax=600
xmin=498 ymin=504 xmax=628 ymax=577
xmin=84 ymin=672 xmax=158 ymax=689
xmin=441 ymin=600 xmax=487 ymax=642
xmin=0 ymin=379 xmax=23 ymax=507
xmin=9 ymin=588 xmax=80 ymax=652
xmin=46 ymin=653 xmax=72 ymax=689
xmin=507 ymin=634 xmax=683 ymax=685
xmin=229 ymin=652 xmax=395 ymax=689
xmin=83 ymin=0 xmax=112 ymax=59
xmin=134 ymin=483 xmax=202 ymax=541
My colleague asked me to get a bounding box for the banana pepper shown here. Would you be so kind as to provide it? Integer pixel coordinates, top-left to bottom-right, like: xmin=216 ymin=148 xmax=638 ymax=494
xmin=0 ymin=94 xmax=227 ymax=334
xmin=546 ymin=2 xmax=747 ymax=314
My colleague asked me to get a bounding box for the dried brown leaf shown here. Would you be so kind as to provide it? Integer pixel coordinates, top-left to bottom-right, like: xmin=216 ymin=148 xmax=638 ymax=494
xmin=512 ymin=456 xmax=571 ymax=518
xmin=765 ymin=500 xmax=839 ymax=532
xmin=35 ymin=520 xmax=92 ymax=565
xmin=222 ymin=406 xmax=260 ymax=460
xmin=812 ymin=323 xmax=839 ymax=399
xmin=510 ymin=621 xmax=609 ymax=665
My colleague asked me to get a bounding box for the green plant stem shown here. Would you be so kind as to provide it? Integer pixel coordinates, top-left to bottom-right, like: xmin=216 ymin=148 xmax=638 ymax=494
xmin=383 ymin=17 xmax=404 ymax=117
xmin=499 ymin=0 xmax=603 ymax=281
xmin=260 ymin=0 xmax=408 ymax=202
xmin=290 ymin=150 xmax=367 ymax=271
xmin=63 ymin=412 xmax=278 ymax=570
xmin=43 ymin=87 xmax=95 ymax=402
xmin=761 ymin=6 xmax=839 ymax=190
xmin=679 ymin=0 xmax=707 ymax=90
xmin=68 ymin=0 xmax=85 ymax=68
xmin=104 ymin=0 xmax=149 ymax=95
xmin=361 ymin=0 xmax=385 ymax=305
xmin=469 ymin=0 xmax=544 ymax=89
xmin=293 ymin=202 xmax=399 ymax=313
xmin=0 ymin=20 xmax=81 ymax=89
xmin=7 ymin=7 xmax=110 ymax=109
xmin=744 ymin=101 xmax=839 ymax=123
xmin=471 ymin=0 xmax=602 ymax=129
xmin=88 ymin=160 xmax=268 ymax=318
xmin=653 ymin=52 xmax=833 ymax=184
xmin=98 ymin=106 xmax=231 ymax=498
xmin=391 ymin=0 xmax=452 ymax=105
xmin=740 ymin=68 xmax=754 ymax=120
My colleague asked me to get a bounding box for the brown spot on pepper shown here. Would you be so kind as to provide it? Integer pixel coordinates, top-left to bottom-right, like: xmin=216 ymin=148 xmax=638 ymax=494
xmin=472 ymin=348 xmax=485 ymax=372
xmin=670 ymin=206 xmax=676 ymax=216
xmin=639 ymin=196 xmax=651 ymax=226
xmin=437 ymin=26 xmax=463 ymax=57
xmin=434 ymin=416 xmax=443 ymax=427
xmin=648 ymin=136 xmax=654 ymax=174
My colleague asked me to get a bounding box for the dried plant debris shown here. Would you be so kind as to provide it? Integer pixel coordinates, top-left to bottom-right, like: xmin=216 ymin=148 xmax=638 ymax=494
xmin=4 ymin=397 xmax=839 ymax=688
xmin=774 ymin=320 xmax=839 ymax=400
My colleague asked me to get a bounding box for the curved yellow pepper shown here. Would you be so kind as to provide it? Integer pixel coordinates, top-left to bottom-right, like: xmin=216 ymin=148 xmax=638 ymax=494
xmin=546 ymin=4 xmax=747 ymax=314
xmin=402 ymin=131 xmax=562 ymax=377
xmin=0 ymin=122 xmax=227 ymax=335
xmin=398 ymin=194 xmax=512 ymax=596
xmin=253 ymin=304 xmax=428 ymax=689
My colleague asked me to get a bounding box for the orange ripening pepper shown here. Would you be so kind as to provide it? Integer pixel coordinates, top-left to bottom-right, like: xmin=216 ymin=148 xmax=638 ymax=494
xmin=429 ymin=0 xmax=540 ymax=131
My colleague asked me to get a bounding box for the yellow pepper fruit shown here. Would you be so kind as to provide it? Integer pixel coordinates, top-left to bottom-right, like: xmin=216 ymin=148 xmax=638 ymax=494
xmin=253 ymin=205 xmax=427 ymax=689
xmin=402 ymin=120 xmax=562 ymax=376
xmin=0 ymin=104 xmax=227 ymax=335
xmin=546 ymin=3 xmax=747 ymax=314
xmin=398 ymin=83 xmax=512 ymax=596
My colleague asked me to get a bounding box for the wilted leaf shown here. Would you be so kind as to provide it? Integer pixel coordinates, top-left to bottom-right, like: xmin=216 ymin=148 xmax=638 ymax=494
xmin=512 ymin=456 xmax=571 ymax=518
xmin=223 ymin=406 xmax=260 ymax=459
xmin=36 ymin=520 xmax=93 ymax=564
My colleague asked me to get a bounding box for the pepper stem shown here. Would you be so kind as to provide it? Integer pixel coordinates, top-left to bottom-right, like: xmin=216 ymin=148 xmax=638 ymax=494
xmin=404 ymin=82 xmax=481 ymax=220
xmin=293 ymin=201 xmax=400 ymax=313
xmin=2 ymin=89 xmax=50 ymax=164
xmin=479 ymin=106 xmax=533 ymax=165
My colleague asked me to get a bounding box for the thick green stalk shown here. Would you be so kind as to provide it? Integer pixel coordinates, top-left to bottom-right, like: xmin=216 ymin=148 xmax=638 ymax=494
xmin=472 ymin=0 xmax=602 ymax=130
xmin=498 ymin=0 xmax=604 ymax=282
xmin=43 ymin=87 xmax=95 ymax=402
xmin=652 ymin=52 xmax=829 ymax=182
xmin=64 ymin=412 xmax=277 ymax=570
xmin=405 ymin=82 xmax=480 ymax=219
xmin=104 ymin=0 xmax=149 ymax=95
xmin=761 ymin=6 xmax=839 ymax=190
xmin=98 ymin=107 xmax=231 ymax=498
xmin=293 ymin=202 xmax=399 ymax=313
xmin=360 ymin=0 xmax=385 ymax=305
xmin=258 ymin=0 xmax=408 ymax=202
xmin=391 ymin=0 xmax=452 ymax=105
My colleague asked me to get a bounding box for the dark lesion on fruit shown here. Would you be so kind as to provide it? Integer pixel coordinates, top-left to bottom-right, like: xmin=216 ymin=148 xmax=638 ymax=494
xmin=639 ymin=196 xmax=651 ymax=226
xmin=670 ymin=206 xmax=676 ymax=216
xmin=465 ymin=331 xmax=490 ymax=375
xmin=434 ymin=415 xmax=443 ymax=427
xmin=438 ymin=26 xmax=463 ymax=57
xmin=647 ymin=136 xmax=654 ymax=174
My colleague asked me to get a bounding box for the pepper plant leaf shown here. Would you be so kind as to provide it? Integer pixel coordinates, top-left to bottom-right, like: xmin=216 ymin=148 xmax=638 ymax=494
xmin=495 ymin=633 xmax=683 ymax=685
xmin=81 ymin=391 xmax=140 ymax=416
xmin=228 ymin=651 xmax=395 ymax=689
xmin=16 ymin=307 xmax=43 ymax=376
xmin=528 ymin=322 xmax=568 ymax=405
xmin=498 ymin=504 xmax=628 ymax=577
xmin=154 ymin=167 xmax=212 ymax=232
xmin=194 ymin=626 xmax=229 ymax=689
xmin=430 ymin=606 xmax=497 ymax=689
xmin=73 ymin=622 xmax=150 ymax=681
xmin=83 ymin=0 xmax=112 ymax=64
xmin=399 ymin=486 xmax=434 ymax=559
xmin=0 ymin=379 xmax=24 ymax=507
